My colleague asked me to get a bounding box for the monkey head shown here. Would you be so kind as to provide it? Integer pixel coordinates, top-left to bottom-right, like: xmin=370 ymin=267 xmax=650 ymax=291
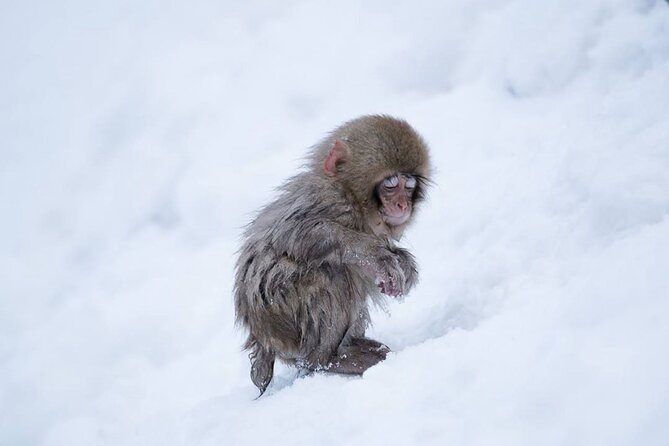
xmin=319 ymin=115 xmax=431 ymax=239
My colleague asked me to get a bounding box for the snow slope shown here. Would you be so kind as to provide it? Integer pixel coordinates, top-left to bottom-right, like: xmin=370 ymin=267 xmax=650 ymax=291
xmin=2 ymin=1 xmax=668 ymax=445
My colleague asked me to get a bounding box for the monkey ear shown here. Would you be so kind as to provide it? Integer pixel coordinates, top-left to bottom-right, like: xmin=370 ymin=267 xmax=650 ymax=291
xmin=324 ymin=139 xmax=349 ymax=177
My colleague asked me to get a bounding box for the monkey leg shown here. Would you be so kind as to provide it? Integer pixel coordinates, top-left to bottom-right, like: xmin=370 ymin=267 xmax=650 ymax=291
xmin=322 ymin=344 xmax=387 ymax=375
xmin=313 ymin=338 xmax=390 ymax=375
xmin=349 ymin=337 xmax=391 ymax=355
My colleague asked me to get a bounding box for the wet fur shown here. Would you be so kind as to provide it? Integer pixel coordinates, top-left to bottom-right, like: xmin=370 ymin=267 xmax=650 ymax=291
xmin=234 ymin=115 xmax=430 ymax=395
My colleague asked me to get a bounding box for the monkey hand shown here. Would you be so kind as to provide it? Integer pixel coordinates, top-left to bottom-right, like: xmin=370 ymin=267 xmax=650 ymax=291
xmin=390 ymin=247 xmax=419 ymax=292
xmin=374 ymin=250 xmax=407 ymax=297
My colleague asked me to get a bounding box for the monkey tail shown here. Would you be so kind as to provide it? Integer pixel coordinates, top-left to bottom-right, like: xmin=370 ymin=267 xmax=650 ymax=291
xmin=246 ymin=336 xmax=275 ymax=397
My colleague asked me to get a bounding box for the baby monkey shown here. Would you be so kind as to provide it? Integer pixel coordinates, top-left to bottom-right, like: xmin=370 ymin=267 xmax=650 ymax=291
xmin=234 ymin=115 xmax=431 ymax=395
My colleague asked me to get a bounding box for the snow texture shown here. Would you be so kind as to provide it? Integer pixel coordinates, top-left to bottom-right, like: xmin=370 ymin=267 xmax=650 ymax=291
xmin=2 ymin=1 xmax=669 ymax=445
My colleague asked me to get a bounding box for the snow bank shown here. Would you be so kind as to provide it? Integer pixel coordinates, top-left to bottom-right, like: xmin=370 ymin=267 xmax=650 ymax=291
xmin=1 ymin=1 xmax=668 ymax=445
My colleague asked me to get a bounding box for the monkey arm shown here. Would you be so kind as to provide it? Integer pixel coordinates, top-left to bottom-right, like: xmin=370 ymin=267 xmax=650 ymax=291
xmin=281 ymin=218 xmax=411 ymax=297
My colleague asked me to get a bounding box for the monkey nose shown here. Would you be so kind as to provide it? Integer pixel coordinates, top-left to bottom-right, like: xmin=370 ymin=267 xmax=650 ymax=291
xmin=396 ymin=201 xmax=407 ymax=212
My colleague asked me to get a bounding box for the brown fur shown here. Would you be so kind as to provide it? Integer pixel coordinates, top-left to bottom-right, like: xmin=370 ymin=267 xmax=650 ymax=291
xmin=234 ymin=115 xmax=431 ymax=395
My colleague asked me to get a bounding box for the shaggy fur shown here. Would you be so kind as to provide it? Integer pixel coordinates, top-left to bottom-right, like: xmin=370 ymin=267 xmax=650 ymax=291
xmin=234 ymin=115 xmax=431 ymax=395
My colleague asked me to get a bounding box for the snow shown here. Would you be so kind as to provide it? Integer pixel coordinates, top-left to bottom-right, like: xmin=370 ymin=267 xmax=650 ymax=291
xmin=2 ymin=1 xmax=669 ymax=445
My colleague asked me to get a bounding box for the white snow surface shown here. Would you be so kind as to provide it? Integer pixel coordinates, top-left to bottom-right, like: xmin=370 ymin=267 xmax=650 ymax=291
xmin=2 ymin=1 xmax=669 ymax=445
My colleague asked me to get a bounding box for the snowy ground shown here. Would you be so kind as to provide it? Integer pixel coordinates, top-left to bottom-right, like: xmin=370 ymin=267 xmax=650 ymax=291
xmin=2 ymin=1 xmax=669 ymax=445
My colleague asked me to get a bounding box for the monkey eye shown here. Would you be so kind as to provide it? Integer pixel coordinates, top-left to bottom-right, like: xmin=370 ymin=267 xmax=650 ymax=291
xmin=404 ymin=175 xmax=417 ymax=189
xmin=383 ymin=175 xmax=400 ymax=188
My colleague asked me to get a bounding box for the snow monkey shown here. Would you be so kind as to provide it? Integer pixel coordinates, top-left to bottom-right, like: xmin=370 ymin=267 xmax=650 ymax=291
xmin=234 ymin=115 xmax=431 ymax=395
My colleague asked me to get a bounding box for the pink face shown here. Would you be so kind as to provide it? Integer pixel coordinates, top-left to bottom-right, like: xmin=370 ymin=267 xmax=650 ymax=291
xmin=377 ymin=174 xmax=417 ymax=227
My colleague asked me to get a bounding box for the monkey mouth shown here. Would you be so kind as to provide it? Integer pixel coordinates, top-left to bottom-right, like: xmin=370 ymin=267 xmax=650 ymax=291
xmin=381 ymin=212 xmax=410 ymax=227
